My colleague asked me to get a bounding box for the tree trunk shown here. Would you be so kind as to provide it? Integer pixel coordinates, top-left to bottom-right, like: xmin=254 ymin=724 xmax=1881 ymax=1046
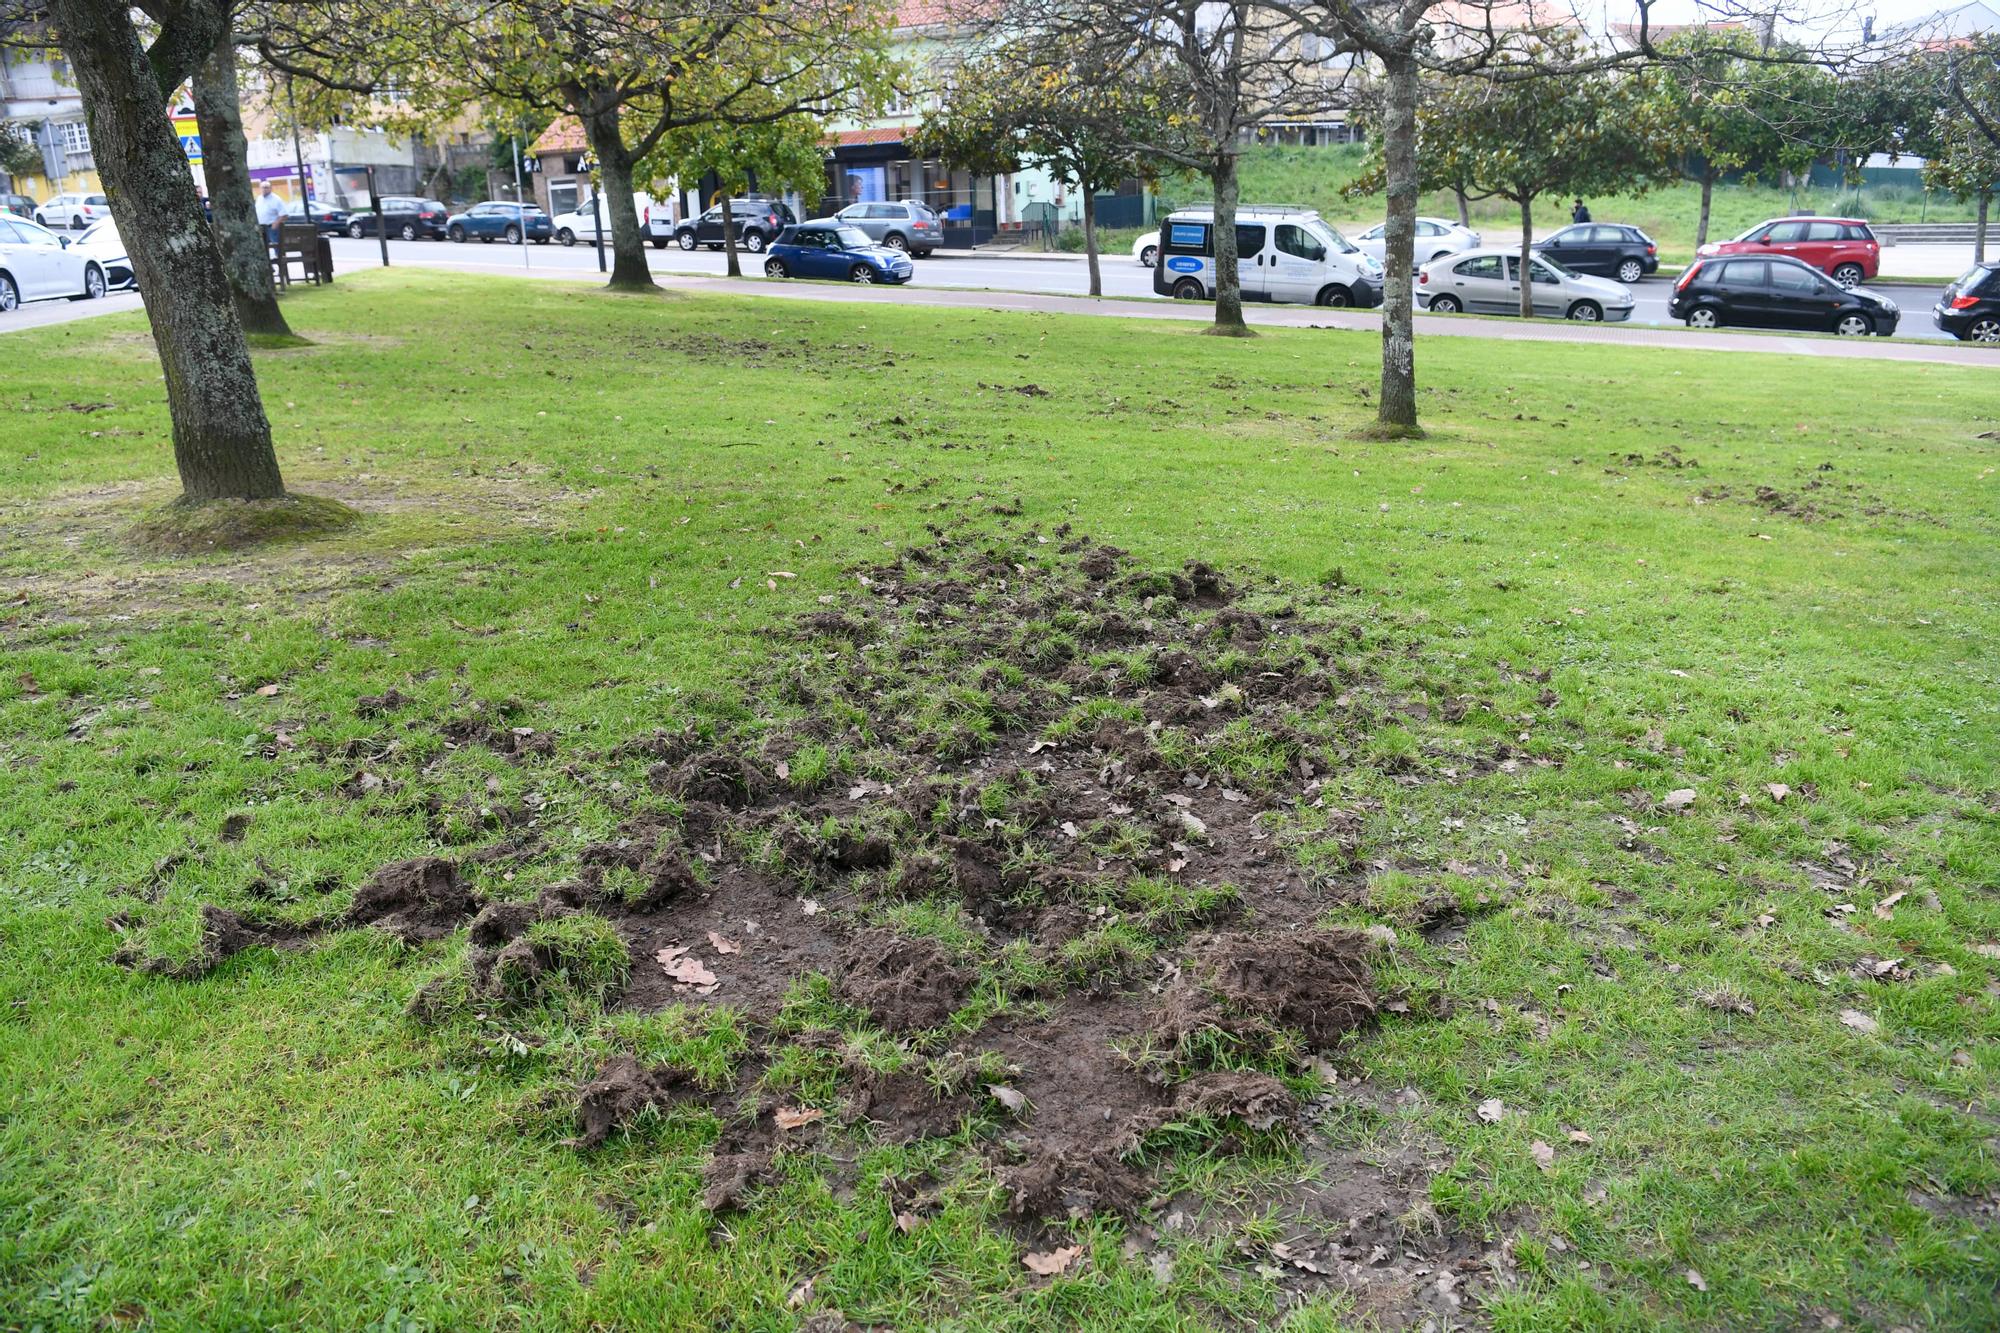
xmin=1207 ymin=155 xmax=1249 ymax=335
xmin=191 ymin=30 xmax=291 ymax=338
xmin=1454 ymin=185 xmax=1471 ymax=228
xmin=579 ymin=106 xmax=654 ymax=291
xmin=721 ymin=190 xmax=740 ymax=278
xmin=1518 ymin=195 xmax=1535 ymax=320
xmin=1696 ymin=171 xmax=1715 ymax=248
xmin=1977 ymin=191 xmax=1990 ymax=264
xmin=1082 ymin=184 xmax=1101 ymax=297
xmin=1375 ymin=51 xmax=1420 ymax=436
xmin=50 ymin=0 xmax=285 ymax=502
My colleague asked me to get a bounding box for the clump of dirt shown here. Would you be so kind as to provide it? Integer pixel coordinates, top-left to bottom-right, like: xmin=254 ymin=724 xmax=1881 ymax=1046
xmin=576 ymin=1055 xmax=697 ymax=1148
xmin=114 ymin=904 xmax=318 ymax=979
xmin=1155 ymin=929 xmax=1381 ymax=1054
xmin=835 ymin=930 xmax=973 ymax=1032
xmin=355 ymin=688 xmax=410 ymax=718
xmin=346 ymin=856 xmax=480 ymax=942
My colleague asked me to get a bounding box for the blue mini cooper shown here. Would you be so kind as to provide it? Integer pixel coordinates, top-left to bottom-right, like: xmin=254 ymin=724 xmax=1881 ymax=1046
xmin=762 ymin=222 xmax=913 ymax=285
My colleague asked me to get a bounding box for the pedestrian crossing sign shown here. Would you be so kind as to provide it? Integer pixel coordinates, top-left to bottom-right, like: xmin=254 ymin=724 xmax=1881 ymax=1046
xmin=172 ymin=115 xmax=202 ymax=165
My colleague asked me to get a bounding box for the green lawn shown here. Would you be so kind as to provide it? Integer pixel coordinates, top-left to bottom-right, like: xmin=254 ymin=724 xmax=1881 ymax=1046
xmin=2 ymin=270 xmax=1996 ymax=1331
xmin=1115 ymin=144 xmax=1991 ymax=265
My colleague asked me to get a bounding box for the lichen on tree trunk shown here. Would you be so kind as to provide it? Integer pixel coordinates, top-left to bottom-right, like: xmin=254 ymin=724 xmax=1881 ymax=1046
xmin=1518 ymin=196 xmax=1535 ymax=321
xmin=1206 ymin=155 xmax=1251 ymax=336
xmin=1375 ymin=51 xmax=1421 ymax=436
xmin=51 ymin=0 xmax=286 ymax=503
xmin=191 ymin=30 xmax=293 ymax=339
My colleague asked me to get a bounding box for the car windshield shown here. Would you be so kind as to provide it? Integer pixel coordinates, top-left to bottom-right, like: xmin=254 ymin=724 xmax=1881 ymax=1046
xmin=1731 ymin=223 xmax=1769 ymax=242
xmin=834 ymin=226 xmax=873 ymax=248
xmin=1311 ymin=224 xmax=1356 ymax=254
xmin=78 ymin=220 xmax=120 ymax=247
xmin=1536 ymin=253 xmax=1577 ymax=277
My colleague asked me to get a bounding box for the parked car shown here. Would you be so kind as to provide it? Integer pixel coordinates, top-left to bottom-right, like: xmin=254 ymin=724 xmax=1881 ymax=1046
xmin=1696 ymin=216 xmax=1879 ymax=287
xmin=1932 ymin=261 xmax=2000 ymax=343
xmin=1670 ymin=253 xmax=1897 ymax=335
xmin=1351 ymin=216 xmax=1481 ymax=266
xmin=762 ymin=222 xmax=914 ymax=284
xmin=1132 ymin=230 xmax=1162 ymax=267
xmin=0 ymin=213 xmax=109 ymax=310
xmin=1533 ymin=223 xmax=1658 ymax=283
xmin=1151 ymin=206 xmax=1382 ymax=308
xmin=550 ymin=192 xmax=657 ymax=246
xmin=832 ymin=201 xmax=943 ymax=256
xmin=35 ymin=192 xmax=111 ymax=229
xmin=673 ymin=197 xmax=794 ymax=253
xmin=346 ymin=196 xmax=450 ymax=240
xmin=70 ymin=218 xmax=134 ymax=290
xmin=1 ymin=193 xmax=36 ymax=220
xmin=280 ymin=197 xmax=351 ymax=235
xmin=1416 ymin=249 xmax=1634 ymax=322
xmin=446 ymin=201 xmax=552 ymax=244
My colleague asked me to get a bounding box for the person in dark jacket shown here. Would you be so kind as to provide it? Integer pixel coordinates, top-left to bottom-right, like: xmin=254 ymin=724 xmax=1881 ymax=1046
xmin=1571 ymin=200 xmax=1591 ymax=223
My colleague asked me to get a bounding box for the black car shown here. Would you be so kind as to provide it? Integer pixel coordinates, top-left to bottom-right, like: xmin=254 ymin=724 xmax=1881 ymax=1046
xmin=1670 ymin=254 xmax=1898 ymax=336
xmin=1533 ymin=223 xmax=1658 ymax=283
xmin=673 ymin=197 xmax=796 ymax=253
xmin=1932 ymin=261 xmax=2000 ymax=343
xmin=0 ymin=193 xmax=35 ymax=220
xmin=281 ymin=197 xmax=351 ymax=235
xmin=345 ymin=196 xmax=450 ymax=241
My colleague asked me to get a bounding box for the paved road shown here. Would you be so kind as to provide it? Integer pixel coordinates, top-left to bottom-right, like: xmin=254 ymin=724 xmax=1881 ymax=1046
xmin=308 ymin=235 xmax=1957 ymax=341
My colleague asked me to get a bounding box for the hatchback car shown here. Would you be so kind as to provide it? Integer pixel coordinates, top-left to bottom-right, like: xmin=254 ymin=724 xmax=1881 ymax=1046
xmin=1351 ymin=216 xmax=1481 ymax=266
xmin=1932 ymin=261 xmax=1999 ymax=343
xmin=445 ymin=201 xmax=552 ymax=244
xmin=1416 ymin=249 xmax=1634 ymax=321
xmin=71 ymin=218 xmax=134 ymax=289
xmin=280 ymin=197 xmax=351 ymax=235
xmin=0 ymin=214 xmax=109 ymax=310
xmin=1 ymin=193 xmax=35 ymax=220
xmin=1533 ymin=223 xmax=1658 ymax=283
xmin=346 ymin=196 xmax=449 ymax=240
xmin=35 ymin=192 xmax=111 ymax=229
xmin=832 ymin=201 xmax=943 ymax=256
xmin=1670 ymin=254 xmax=1897 ymax=335
xmin=1697 ymin=216 xmax=1878 ymax=287
xmin=762 ymin=222 xmax=913 ymax=284
xmin=674 ymin=197 xmax=794 ymax=253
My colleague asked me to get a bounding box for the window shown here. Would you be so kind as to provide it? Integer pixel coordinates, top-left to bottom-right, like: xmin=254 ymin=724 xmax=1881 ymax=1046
xmin=1841 ymin=223 xmax=1873 ymax=241
xmin=1234 ymin=224 xmax=1265 ymax=257
xmin=1769 ymin=263 xmax=1820 ymax=294
xmin=1164 ymin=221 xmax=1208 ymax=254
xmin=1361 ymin=225 xmax=1384 ymax=240
xmin=1805 ymin=222 xmax=1843 ymax=241
xmin=1415 ymin=221 xmax=1442 ymax=237
xmin=1528 ymin=259 xmax=1561 ymax=285
xmin=56 ymin=120 xmax=90 ymax=154
xmin=1717 ymin=260 xmax=1766 ymax=285
xmin=1455 ymin=255 xmax=1502 ymax=280
xmin=0 ymin=218 xmax=22 ymax=243
xmin=1589 ymin=226 xmax=1623 ymax=244
xmin=1765 ymin=221 xmax=1808 ymax=243
xmin=1274 ymin=224 xmax=1323 ymax=261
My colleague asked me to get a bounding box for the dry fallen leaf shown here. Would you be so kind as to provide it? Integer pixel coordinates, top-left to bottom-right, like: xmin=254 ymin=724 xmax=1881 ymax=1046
xmin=1839 ymin=1009 xmax=1879 ymax=1035
xmin=1271 ymin=1241 xmax=1334 ymax=1275
xmin=1685 ymin=1268 xmax=1708 ymax=1293
xmin=1476 ymin=1097 xmax=1506 ymax=1124
xmin=895 ymin=1211 xmax=921 ymax=1234
xmin=1022 ymin=1245 xmax=1083 ymax=1277
xmin=1661 ymin=788 xmax=1697 ymax=810
xmin=254 ymin=683 xmax=281 ymax=697
xmin=655 ymin=946 xmax=717 ymax=988
xmin=773 ymin=1106 xmax=825 ymax=1131
xmin=1530 ymin=1140 xmax=1556 ymax=1172
xmin=786 ymin=1276 xmax=815 ymax=1309
xmin=1567 ymin=1129 xmax=1594 ymax=1145
xmin=1872 ymin=891 xmax=1907 ymax=921
xmin=1765 ymin=783 xmax=1790 ymax=802
xmin=988 ymin=1084 xmax=1028 ymax=1115
xmin=706 ymin=931 xmax=741 ymax=955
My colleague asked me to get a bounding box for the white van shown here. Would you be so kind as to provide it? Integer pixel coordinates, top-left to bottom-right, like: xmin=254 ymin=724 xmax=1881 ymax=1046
xmin=1150 ymin=206 xmax=1382 ymax=308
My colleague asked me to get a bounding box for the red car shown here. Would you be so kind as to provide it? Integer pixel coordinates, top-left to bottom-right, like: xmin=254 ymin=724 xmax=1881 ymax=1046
xmin=1696 ymin=216 xmax=1879 ymax=287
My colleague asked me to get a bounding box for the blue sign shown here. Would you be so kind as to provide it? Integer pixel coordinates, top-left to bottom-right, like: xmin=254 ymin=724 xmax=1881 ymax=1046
xmin=1168 ymin=222 xmax=1206 ymax=247
xmin=179 ymin=133 xmax=202 ymax=160
xmin=1166 ymin=255 xmax=1204 ymax=273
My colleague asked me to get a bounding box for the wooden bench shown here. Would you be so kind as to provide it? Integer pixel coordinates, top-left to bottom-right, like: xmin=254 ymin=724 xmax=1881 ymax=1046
xmin=271 ymin=221 xmax=327 ymax=287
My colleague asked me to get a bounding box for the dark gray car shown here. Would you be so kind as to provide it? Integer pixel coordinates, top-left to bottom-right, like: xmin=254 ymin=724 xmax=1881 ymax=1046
xmin=831 ymin=201 xmax=943 ymax=256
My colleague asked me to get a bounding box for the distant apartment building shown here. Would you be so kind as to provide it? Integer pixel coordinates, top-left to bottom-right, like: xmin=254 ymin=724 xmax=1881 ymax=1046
xmin=1 ymin=46 xmax=99 ymax=201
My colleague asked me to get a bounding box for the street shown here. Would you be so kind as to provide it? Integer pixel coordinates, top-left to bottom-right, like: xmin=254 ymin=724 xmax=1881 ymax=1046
xmin=319 ymin=234 xmax=1962 ymax=341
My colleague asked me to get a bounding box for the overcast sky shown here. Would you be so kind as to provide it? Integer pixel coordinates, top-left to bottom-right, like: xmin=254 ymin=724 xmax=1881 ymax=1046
xmin=1590 ymin=0 xmax=1976 ymax=39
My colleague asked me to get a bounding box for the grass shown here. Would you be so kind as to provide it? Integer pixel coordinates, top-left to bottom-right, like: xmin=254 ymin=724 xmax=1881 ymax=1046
xmin=1087 ymin=144 xmax=1993 ymax=265
xmin=2 ymin=268 xmax=1997 ymax=1330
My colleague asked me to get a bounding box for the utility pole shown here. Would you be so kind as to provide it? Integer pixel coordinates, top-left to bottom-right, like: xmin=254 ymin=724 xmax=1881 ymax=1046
xmin=511 ymin=131 xmax=530 ymax=270
xmin=288 ymin=76 xmax=312 ymax=228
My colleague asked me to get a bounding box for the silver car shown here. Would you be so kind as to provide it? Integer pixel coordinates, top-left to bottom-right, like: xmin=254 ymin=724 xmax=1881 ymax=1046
xmin=831 ymin=201 xmax=943 ymax=256
xmin=1416 ymin=248 xmax=1635 ymax=322
xmin=1353 ymin=216 xmax=1479 ymax=265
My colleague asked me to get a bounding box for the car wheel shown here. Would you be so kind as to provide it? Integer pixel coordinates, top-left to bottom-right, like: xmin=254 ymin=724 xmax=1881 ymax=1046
xmin=81 ymin=264 xmax=105 ymax=300
xmin=1567 ymin=300 xmax=1603 ymax=322
xmin=1428 ymin=295 xmax=1461 ymax=314
xmin=677 ymin=232 xmax=696 ymax=250
xmin=71 ymin=214 xmax=83 ymax=229
xmin=1316 ymin=284 xmax=1352 ymax=308
xmin=850 ymin=264 xmax=875 ymax=284
xmin=0 ymin=272 xmax=16 ymax=311
xmin=1686 ymin=305 xmax=1721 ymax=329
xmin=1616 ymin=258 xmax=1644 ymax=283
xmin=1139 ymin=245 xmax=1159 ymax=267
xmin=1832 ymin=263 xmax=1864 ymax=288
xmin=505 ymin=225 xmax=522 ymax=245
xmin=400 ymin=223 xmax=418 ymax=242
xmin=1172 ymin=278 xmax=1204 ymax=300
xmin=744 ymin=232 xmax=767 ymax=253
xmin=1428 ymin=250 xmax=1451 ymax=264
xmin=449 ymin=225 xmax=466 ymax=243
xmin=348 ymin=221 xmax=365 ymax=239
xmin=1834 ymin=312 xmax=1872 ymax=337
xmin=884 ymin=233 xmax=908 ymax=252
xmin=1965 ymin=316 xmax=2000 ymax=343
xmin=764 ymin=258 xmax=788 ymax=278
xmin=557 ymin=228 xmax=574 ymax=246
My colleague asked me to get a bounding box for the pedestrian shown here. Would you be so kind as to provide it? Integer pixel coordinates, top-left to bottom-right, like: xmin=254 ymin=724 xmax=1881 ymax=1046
xmin=256 ymin=182 xmax=285 ymax=248
xmin=1571 ymin=199 xmax=1591 ymax=224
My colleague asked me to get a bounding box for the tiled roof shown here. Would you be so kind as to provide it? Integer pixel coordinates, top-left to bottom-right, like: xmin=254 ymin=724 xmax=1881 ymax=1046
xmin=531 ymin=117 xmax=588 ymax=155
xmin=829 ymin=127 xmax=909 ymax=146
